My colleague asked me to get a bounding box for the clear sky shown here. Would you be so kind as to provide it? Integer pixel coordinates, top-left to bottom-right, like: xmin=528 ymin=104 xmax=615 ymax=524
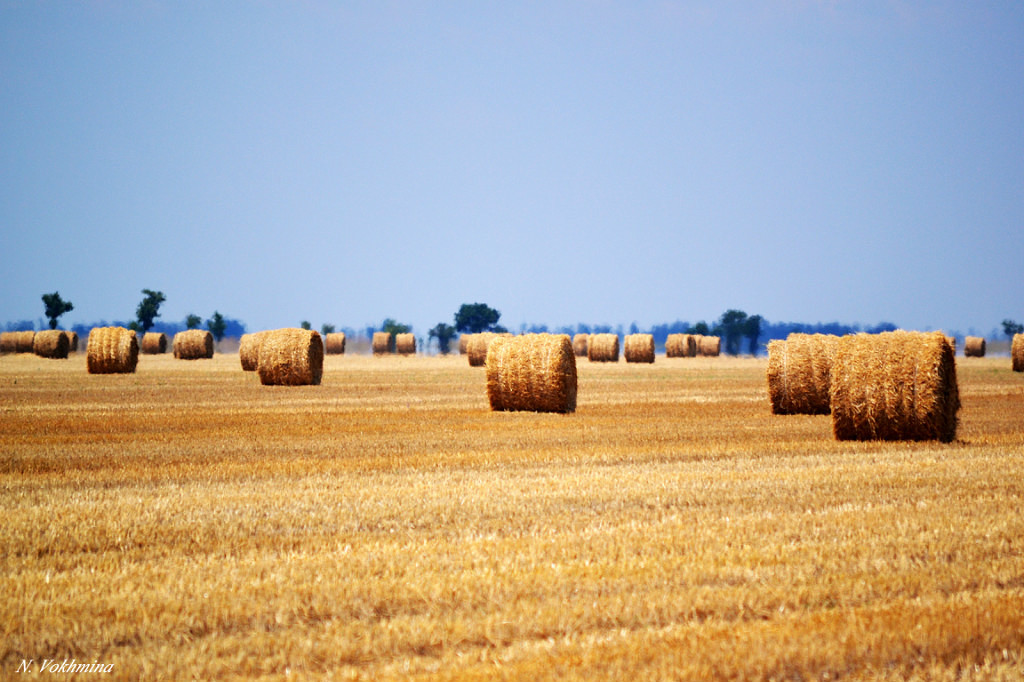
xmin=2 ymin=1 xmax=1022 ymax=337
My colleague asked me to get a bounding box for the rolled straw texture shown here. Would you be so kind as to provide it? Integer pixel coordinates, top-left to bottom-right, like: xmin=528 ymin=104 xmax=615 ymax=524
xmin=624 ymin=333 xmax=655 ymax=363
xmin=587 ymin=334 xmax=619 ymax=362
xmin=666 ymin=334 xmax=697 ymax=358
xmin=33 ymin=330 xmax=70 ymax=359
xmin=324 ymin=332 xmax=346 ymax=355
xmin=830 ymin=331 xmax=959 ymax=442
xmin=257 ymin=328 xmax=323 ymax=386
xmin=1013 ymin=334 xmax=1024 ymax=373
xmin=141 ymin=332 xmax=167 ymax=354
xmin=458 ymin=335 xmax=470 ymax=355
xmin=173 ymin=329 xmax=214 ymax=359
xmin=486 ymin=333 xmax=577 ymax=413
xmin=572 ymin=334 xmax=589 ymax=357
xmin=467 ymin=332 xmax=500 ymax=367
xmin=87 ymin=326 xmax=139 ymax=374
xmin=964 ymin=336 xmax=986 ymax=358
xmin=0 ymin=332 xmax=18 ymax=353
xmin=372 ymin=332 xmax=392 ymax=355
xmin=239 ymin=331 xmax=270 ymax=371
xmin=64 ymin=331 xmax=79 ymax=353
xmin=2 ymin=330 xmax=37 ymax=353
xmin=395 ymin=333 xmax=416 ymax=355
xmin=698 ymin=335 xmax=721 ymax=357
xmin=766 ymin=333 xmax=838 ymax=415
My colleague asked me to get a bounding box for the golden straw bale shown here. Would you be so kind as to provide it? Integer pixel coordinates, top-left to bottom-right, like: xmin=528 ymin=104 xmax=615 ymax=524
xmin=766 ymin=333 xmax=839 ymax=415
xmin=572 ymin=333 xmax=588 ymax=357
xmin=141 ymin=332 xmax=167 ymax=354
xmin=64 ymin=330 xmax=79 ymax=353
xmin=945 ymin=336 xmax=956 ymax=354
xmin=458 ymin=334 xmax=470 ymax=355
xmin=830 ymin=331 xmax=959 ymax=442
xmin=87 ymin=326 xmax=139 ymax=374
xmin=33 ymin=329 xmax=70 ymax=359
xmin=173 ymin=329 xmax=214 ymax=360
xmin=1012 ymin=334 xmax=1024 ymax=372
xmin=587 ymin=333 xmax=619 ymax=362
xmin=325 ymin=332 xmax=346 ymax=355
xmin=624 ymin=333 xmax=655 ymax=363
xmin=395 ymin=333 xmax=416 ymax=356
xmin=486 ymin=333 xmax=577 ymax=413
xmin=372 ymin=331 xmax=392 ymax=355
xmin=698 ymin=335 xmax=721 ymax=357
xmin=467 ymin=332 xmax=500 ymax=367
xmin=239 ymin=331 xmax=270 ymax=371
xmin=665 ymin=334 xmax=697 ymax=358
xmin=964 ymin=336 xmax=986 ymax=358
xmin=257 ymin=328 xmax=323 ymax=386
xmin=0 ymin=332 xmax=17 ymax=353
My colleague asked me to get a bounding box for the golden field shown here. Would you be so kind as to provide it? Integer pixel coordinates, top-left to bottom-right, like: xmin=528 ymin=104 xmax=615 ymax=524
xmin=1 ymin=350 xmax=1023 ymax=681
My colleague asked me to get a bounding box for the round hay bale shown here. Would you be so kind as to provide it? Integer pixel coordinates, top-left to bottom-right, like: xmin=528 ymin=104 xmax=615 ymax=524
xmin=1012 ymin=334 xmax=1024 ymax=373
xmin=64 ymin=330 xmax=79 ymax=353
xmin=458 ymin=334 xmax=470 ymax=355
xmin=2 ymin=330 xmax=37 ymax=353
xmin=395 ymin=333 xmax=416 ymax=356
xmin=141 ymin=332 xmax=168 ymax=354
xmin=587 ymin=333 xmax=619 ymax=362
xmin=257 ymin=328 xmax=324 ymax=386
xmin=173 ymin=329 xmax=214 ymax=359
xmin=87 ymin=326 xmax=139 ymax=374
xmin=467 ymin=332 xmax=500 ymax=367
xmin=0 ymin=332 xmax=18 ymax=353
xmin=33 ymin=329 xmax=70 ymax=359
xmin=372 ymin=331 xmax=392 ymax=355
xmin=239 ymin=331 xmax=271 ymax=371
xmin=572 ymin=333 xmax=589 ymax=357
xmin=698 ymin=335 xmax=721 ymax=357
xmin=325 ymin=332 xmax=346 ymax=355
xmin=486 ymin=333 xmax=577 ymax=413
xmin=766 ymin=333 xmax=839 ymax=415
xmin=665 ymin=334 xmax=697 ymax=358
xmin=964 ymin=336 xmax=986 ymax=358
xmin=830 ymin=331 xmax=959 ymax=442
xmin=624 ymin=333 xmax=655 ymax=363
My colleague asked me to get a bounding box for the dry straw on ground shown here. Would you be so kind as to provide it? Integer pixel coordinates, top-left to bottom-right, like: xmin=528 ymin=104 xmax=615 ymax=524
xmin=141 ymin=332 xmax=168 ymax=354
xmin=257 ymin=328 xmax=323 ymax=386
xmin=86 ymin=326 xmax=139 ymax=374
xmin=572 ymin=333 xmax=589 ymax=357
xmin=395 ymin=333 xmax=416 ymax=356
xmin=1013 ymin=334 xmax=1024 ymax=372
xmin=32 ymin=329 xmax=70 ymax=359
xmin=324 ymin=332 xmax=346 ymax=355
xmin=372 ymin=332 xmax=392 ymax=355
xmin=698 ymin=335 xmax=721 ymax=357
xmin=485 ymin=333 xmax=577 ymax=413
xmin=467 ymin=332 xmax=501 ymax=367
xmin=766 ymin=333 xmax=839 ymax=415
xmin=624 ymin=333 xmax=655 ymax=363
xmin=587 ymin=333 xmax=619 ymax=362
xmin=830 ymin=330 xmax=959 ymax=442
xmin=239 ymin=331 xmax=271 ymax=371
xmin=173 ymin=330 xmax=214 ymax=360
xmin=665 ymin=334 xmax=697 ymax=358
xmin=964 ymin=336 xmax=986 ymax=358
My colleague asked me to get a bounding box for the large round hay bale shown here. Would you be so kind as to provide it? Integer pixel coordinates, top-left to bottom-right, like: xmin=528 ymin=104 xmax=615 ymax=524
xmin=698 ymin=335 xmax=721 ymax=357
xmin=830 ymin=331 xmax=959 ymax=442
xmin=257 ymin=328 xmax=324 ymax=386
xmin=587 ymin=333 xmax=619 ymax=362
xmin=572 ymin=333 xmax=588 ymax=357
xmin=87 ymin=326 xmax=139 ymax=374
xmin=458 ymin=334 xmax=470 ymax=355
xmin=173 ymin=329 xmax=214 ymax=359
xmin=395 ymin=333 xmax=416 ymax=356
xmin=33 ymin=330 xmax=70 ymax=359
xmin=0 ymin=332 xmax=18 ymax=353
xmin=486 ymin=334 xmax=577 ymax=413
xmin=239 ymin=331 xmax=271 ymax=371
xmin=64 ymin=330 xmax=79 ymax=353
xmin=141 ymin=332 xmax=168 ymax=354
xmin=1012 ymin=334 xmax=1024 ymax=373
xmin=964 ymin=336 xmax=986 ymax=358
xmin=467 ymin=332 xmax=500 ymax=367
xmin=325 ymin=332 xmax=346 ymax=355
xmin=665 ymin=334 xmax=697 ymax=358
xmin=766 ymin=333 xmax=839 ymax=415
xmin=372 ymin=331 xmax=392 ymax=355
xmin=624 ymin=333 xmax=655 ymax=363
xmin=2 ymin=330 xmax=37 ymax=353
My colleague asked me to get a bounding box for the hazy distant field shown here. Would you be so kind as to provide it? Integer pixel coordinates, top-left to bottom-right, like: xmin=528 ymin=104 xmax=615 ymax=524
xmin=2 ymin=352 xmax=1023 ymax=680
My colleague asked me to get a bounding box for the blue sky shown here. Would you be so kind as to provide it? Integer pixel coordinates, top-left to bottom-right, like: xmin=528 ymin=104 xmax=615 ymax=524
xmin=2 ymin=1 xmax=1021 ymax=337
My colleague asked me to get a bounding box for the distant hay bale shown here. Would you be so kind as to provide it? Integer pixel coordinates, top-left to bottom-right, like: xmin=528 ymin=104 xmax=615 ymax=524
xmin=257 ymin=328 xmax=323 ymax=386
xmin=572 ymin=334 xmax=588 ymax=357
xmin=33 ymin=329 xmax=70 ymax=359
xmin=624 ymin=333 xmax=655 ymax=363
xmin=372 ymin=332 xmax=392 ymax=355
xmin=830 ymin=331 xmax=959 ymax=442
xmin=1013 ymin=334 xmax=1024 ymax=373
xmin=395 ymin=333 xmax=416 ymax=356
xmin=698 ymin=335 xmax=721 ymax=357
xmin=587 ymin=334 xmax=619 ymax=362
xmin=239 ymin=331 xmax=270 ymax=371
xmin=458 ymin=334 xmax=470 ymax=355
xmin=666 ymin=334 xmax=697 ymax=358
xmin=766 ymin=333 xmax=839 ymax=415
xmin=87 ymin=326 xmax=139 ymax=374
xmin=325 ymin=332 xmax=346 ymax=355
xmin=467 ymin=332 xmax=500 ymax=367
xmin=0 ymin=333 xmax=18 ymax=353
xmin=486 ymin=333 xmax=577 ymax=413
xmin=173 ymin=329 xmax=214 ymax=360
xmin=1 ymin=330 xmax=37 ymax=353
xmin=64 ymin=331 xmax=79 ymax=353
xmin=964 ymin=336 xmax=986 ymax=358
xmin=141 ymin=332 xmax=168 ymax=354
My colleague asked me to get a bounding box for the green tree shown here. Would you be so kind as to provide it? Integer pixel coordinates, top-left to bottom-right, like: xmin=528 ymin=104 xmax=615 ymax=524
xmin=745 ymin=314 xmax=763 ymax=356
xmin=300 ymin=321 xmax=311 ymax=330
xmin=321 ymin=324 xmax=336 ymax=336
xmin=454 ymin=303 xmax=501 ymax=334
xmin=1002 ymin=319 xmax=1023 ymax=341
xmin=207 ymin=311 xmax=226 ymax=344
xmin=691 ymin=321 xmax=710 ymax=335
xmin=130 ymin=289 xmax=165 ymax=334
xmin=718 ymin=309 xmax=749 ymax=356
xmin=185 ymin=314 xmax=202 ymax=330
xmin=429 ymin=323 xmax=457 ymax=355
xmin=41 ymin=291 xmax=73 ymax=330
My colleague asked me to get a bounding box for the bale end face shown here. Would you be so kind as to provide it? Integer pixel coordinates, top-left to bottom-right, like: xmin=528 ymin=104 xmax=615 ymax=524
xmin=257 ymin=328 xmax=324 ymax=386
xmin=486 ymin=334 xmax=577 ymax=413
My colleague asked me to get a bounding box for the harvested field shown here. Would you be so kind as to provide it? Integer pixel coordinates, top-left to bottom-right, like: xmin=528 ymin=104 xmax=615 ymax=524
xmin=1 ymin=353 xmax=1023 ymax=680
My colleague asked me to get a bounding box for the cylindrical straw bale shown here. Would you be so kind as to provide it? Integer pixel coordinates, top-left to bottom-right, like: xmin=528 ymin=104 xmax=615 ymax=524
xmin=766 ymin=333 xmax=839 ymax=415
xmin=0 ymin=332 xmax=18 ymax=353
xmin=665 ymin=334 xmax=697 ymax=358
xmin=141 ymin=332 xmax=168 ymax=354
xmin=395 ymin=333 xmax=416 ymax=356
xmin=698 ymin=335 xmax=721 ymax=357
xmin=33 ymin=330 xmax=70 ymax=359
xmin=324 ymin=332 xmax=346 ymax=355
xmin=963 ymin=336 xmax=986 ymax=358
xmin=458 ymin=334 xmax=470 ymax=355
xmin=173 ymin=329 xmax=214 ymax=359
xmin=64 ymin=330 xmax=79 ymax=353
xmin=587 ymin=333 xmax=619 ymax=362
xmin=486 ymin=334 xmax=577 ymax=413
xmin=372 ymin=331 xmax=392 ymax=355
xmin=87 ymin=326 xmax=139 ymax=374
xmin=257 ymin=328 xmax=324 ymax=386
xmin=467 ymin=332 xmax=499 ymax=367
xmin=624 ymin=333 xmax=655 ymax=363
xmin=1012 ymin=334 xmax=1024 ymax=373
xmin=239 ymin=331 xmax=270 ymax=371
xmin=830 ymin=331 xmax=959 ymax=442
xmin=572 ymin=334 xmax=588 ymax=357
xmin=3 ymin=330 xmax=37 ymax=353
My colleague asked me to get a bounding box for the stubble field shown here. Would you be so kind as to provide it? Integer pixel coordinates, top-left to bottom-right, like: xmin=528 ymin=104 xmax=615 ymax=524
xmin=1 ymin=350 xmax=1023 ymax=680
